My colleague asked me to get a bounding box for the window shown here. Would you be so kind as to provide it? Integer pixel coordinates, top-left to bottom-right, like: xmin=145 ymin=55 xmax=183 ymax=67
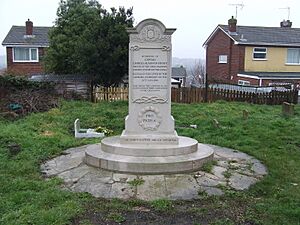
xmin=218 ymin=55 xmax=228 ymax=63
xmin=238 ymin=80 xmax=250 ymax=86
xmin=253 ymin=47 xmax=267 ymax=60
xmin=13 ymin=47 xmax=38 ymax=62
xmin=286 ymin=48 xmax=300 ymax=64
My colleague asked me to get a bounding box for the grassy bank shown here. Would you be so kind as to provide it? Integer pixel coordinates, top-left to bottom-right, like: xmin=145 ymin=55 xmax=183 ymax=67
xmin=0 ymin=100 xmax=299 ymax=224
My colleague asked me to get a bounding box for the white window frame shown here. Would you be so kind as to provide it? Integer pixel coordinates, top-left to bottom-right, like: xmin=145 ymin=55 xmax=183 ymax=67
xmin=218 ymin=55 xmax=228 ymax=64
xmin=286 ymin=48 xmax=300 ymax=65
xmin=13 ymin=47 xmax=39 ymax=62
xmin=238 ymin=80 xmax=250 ymax=86
xmin=253 ymin=47 xmax=267 ymax=60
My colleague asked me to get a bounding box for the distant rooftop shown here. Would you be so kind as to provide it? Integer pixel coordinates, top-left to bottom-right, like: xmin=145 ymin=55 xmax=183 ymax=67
xmin=204 ymin=22 xmax=300 ymax=47
xmin=29 ymin=74 xmax=92 ymax=82
xmin=172 ymin=67 xmax=187 ymax=78
xmin=2 ymin=26 xmax=51 ymax=46
xmin=219 ymin=24 xmax=300 ymax=47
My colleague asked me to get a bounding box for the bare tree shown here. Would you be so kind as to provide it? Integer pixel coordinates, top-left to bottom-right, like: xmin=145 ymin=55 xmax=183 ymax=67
xmin=190 ymin=59 xmax=206 ymax=87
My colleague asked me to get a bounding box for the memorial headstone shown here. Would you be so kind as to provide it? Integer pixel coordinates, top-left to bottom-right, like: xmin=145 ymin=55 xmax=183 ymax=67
xmin=243 ymin=109 xmax=249 ymax=120
xmin=85 ymin=19 xmax=214 ymax=174
xmin=282 ymin=102 xmax=294 ymax=116
xmin=121 ymin=18 xmax=178 ymax=145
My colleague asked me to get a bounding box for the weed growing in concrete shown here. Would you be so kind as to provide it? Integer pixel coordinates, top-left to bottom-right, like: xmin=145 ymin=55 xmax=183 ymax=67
xmin=127 ymin=178 xmax=145 ymax=187
xmin=223 ymin=170 xmax=232 ymax=179
xmin=201 ymin=160 xmax=218 ymax=173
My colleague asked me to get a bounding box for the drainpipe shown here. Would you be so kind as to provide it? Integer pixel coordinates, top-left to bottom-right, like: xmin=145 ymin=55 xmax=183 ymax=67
xmin=259 ymin=79 xmax=262 ymax=87
xmin=228 ymin=40 xmax=233 ymax=83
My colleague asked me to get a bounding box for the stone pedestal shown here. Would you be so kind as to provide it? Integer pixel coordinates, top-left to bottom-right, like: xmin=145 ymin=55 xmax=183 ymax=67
xmin=85 ymin=19 xmax=214 ymax=174
xmin=85 ymin=138 xmax=214 ymax=174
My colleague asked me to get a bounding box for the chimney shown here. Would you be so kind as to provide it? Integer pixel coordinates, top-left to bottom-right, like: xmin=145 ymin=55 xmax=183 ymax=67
xmin=280 ymin=19 xmax=292 ymax=28
xmin=26 ymin=19 xmax=33 ymax=35
xmin=228 ymin=16 xmax=237 ymax=33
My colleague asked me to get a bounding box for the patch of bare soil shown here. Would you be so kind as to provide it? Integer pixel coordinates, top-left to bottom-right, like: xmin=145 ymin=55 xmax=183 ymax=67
xmin=71 ymin=197 xmax=263 ymax=225
xmin=0 ymin=88 xmax=59 ymax=119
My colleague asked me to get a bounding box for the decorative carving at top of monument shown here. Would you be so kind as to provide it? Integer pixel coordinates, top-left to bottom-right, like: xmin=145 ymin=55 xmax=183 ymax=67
xmin=127 ymin=18 xmax=176 ymax=44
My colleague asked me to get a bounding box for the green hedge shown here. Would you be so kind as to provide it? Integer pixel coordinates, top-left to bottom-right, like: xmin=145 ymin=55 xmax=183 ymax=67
xmin=0 ymin=75 xmax=54 ymax=90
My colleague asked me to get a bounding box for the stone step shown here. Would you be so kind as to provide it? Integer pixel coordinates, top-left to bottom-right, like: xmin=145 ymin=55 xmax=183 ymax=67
xmin=101 ymin=136 xmax=198 ymax=156
xmin=85 ymin=143 xmax=214 ymax=174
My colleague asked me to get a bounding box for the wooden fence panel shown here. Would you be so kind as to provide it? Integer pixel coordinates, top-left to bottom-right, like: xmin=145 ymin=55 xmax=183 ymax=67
xmin=94 ymin=87 xmax=128 ymax=102
xmin=94 ymin=86 xmax=298 ymax=105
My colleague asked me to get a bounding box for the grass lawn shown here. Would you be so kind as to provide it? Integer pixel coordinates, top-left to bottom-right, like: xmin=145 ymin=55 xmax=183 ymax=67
xmin=0 ymin=100 xmax=299 ymax=225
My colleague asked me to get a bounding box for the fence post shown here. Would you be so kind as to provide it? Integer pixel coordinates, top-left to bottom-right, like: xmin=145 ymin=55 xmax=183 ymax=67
xmin=293 ymin=90 xmax=298 ymax=104
xmin=204 ymin=74 xmax=208 ymax=103
xmin=90 ymin=80 xmax=95 ymax=103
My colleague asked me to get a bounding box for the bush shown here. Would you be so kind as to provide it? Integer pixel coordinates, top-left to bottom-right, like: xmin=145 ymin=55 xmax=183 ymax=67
xmin=0 ymin=75 xmax=54 ymax=90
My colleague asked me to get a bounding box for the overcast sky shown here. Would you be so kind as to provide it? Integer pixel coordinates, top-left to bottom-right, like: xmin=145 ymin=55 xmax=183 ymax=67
xmin=1 ymin=0 xmax=299 ymax=59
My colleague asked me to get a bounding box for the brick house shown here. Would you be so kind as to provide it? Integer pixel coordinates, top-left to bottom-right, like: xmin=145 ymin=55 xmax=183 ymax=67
xmin=2 ymin=19 xmax=50 ymax=75
xmin=203 ymin=17 xmax=300 ymax=88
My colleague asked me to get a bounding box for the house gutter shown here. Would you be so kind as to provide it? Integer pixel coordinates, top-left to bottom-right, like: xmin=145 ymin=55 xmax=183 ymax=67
xmin=2 ymin=44 xmax=49 ymax=47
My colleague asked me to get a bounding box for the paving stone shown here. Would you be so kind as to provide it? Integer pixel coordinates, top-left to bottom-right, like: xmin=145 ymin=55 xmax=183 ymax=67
xmin=217 ymin=160 xmax=229 ymax=168
xmin=41 ymin=160 xmax=59 ymax=176
xmin=212 ymin=154 xmax=222 ymax=159
xmin=210 ymin=145 xmax=252 ymax=160
xmin=41 ymin=144 xmax=267 ymax=200
xmin=228 ymin=162 xmax=244 ymax=170
xmin=229 ymin=173 xmax=258 ymax=190
xmin=68 ymin=150 xmax=86 ymax=159
xmin=58 ymin=164 xmax=91 ymax=186
xmin=53 ymin=155 xmax=84 ymax=174
xmin=212 ymin=166 xmax=227 ymax=180
xmin=165 ymin=175 xmax=199 ymax=200
xmin=87 ymin=169 xmax=113 ymax=183
xmin=195 ymin=174 xmax=225 ymax=187
xmin=136 ymin=175 xmax=166 ymax=201
xmin=251 ymin=159 xmax=268 ymax=177
xmin=76 ymin=181 xmax=112 ymax=198
xmin=112 ymin=173 xmax=137 ymax=183
xmin=63 ymin=144 xmax=92 ymax=154
xmin=194 ymin=171 xmax=220 ymax=180
xmin=199 ymin=186 xmax=224 ymax=196
xmin=71 ymin=172 xmax=112 ymax=198
xmin=236 ymin=168 xmax=254 ymax=176
xmin=110 ymin=182 xmax=135 ymax=199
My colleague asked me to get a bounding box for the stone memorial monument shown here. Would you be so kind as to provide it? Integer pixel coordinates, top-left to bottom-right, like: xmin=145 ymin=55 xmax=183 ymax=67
xmin=85 ymin=19 xmax=214 ymax=174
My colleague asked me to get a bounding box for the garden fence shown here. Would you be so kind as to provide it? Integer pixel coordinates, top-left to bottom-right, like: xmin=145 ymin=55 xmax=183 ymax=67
xmin=172 ymin=87 xmax=298 ymax=105
xmin=93 ymin=87 xmax=298 ymax=105
xmin=94 ymin=87 xmax=129 ymax=102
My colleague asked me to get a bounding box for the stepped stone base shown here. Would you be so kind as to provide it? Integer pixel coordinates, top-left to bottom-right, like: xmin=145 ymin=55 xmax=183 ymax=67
xmin=85 ymin=136 xmax=214 ymax=174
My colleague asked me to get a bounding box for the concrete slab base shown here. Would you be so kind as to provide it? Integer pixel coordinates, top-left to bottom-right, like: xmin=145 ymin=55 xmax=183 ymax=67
xmin=41 ymin=144 xmax=267 ymax=201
